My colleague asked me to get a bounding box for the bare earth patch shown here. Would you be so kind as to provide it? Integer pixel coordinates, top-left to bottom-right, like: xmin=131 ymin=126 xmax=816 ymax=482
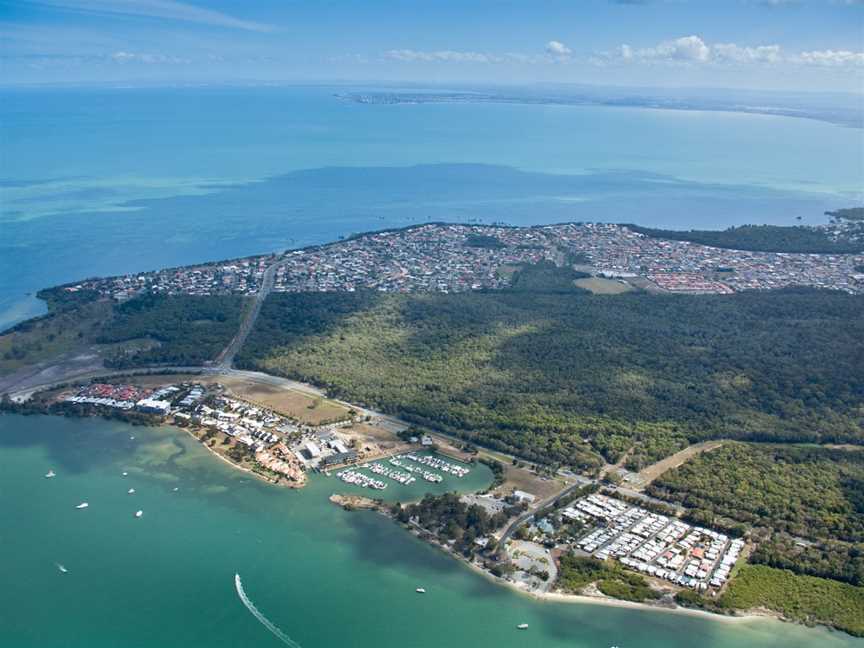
xmin=222 ymin=381 xmax=350 ymax=425
xmin=632 ymin=440 xmax=726 ymax=489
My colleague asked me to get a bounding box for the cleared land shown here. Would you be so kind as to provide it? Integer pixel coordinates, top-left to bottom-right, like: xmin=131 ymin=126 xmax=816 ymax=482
xmin=222 ymin=380 xmax=350 ymax=425
xmin=631 ymin=440 xmax=725 ymax=489
xmin=574 ymin=277 xmax=635 ymax=295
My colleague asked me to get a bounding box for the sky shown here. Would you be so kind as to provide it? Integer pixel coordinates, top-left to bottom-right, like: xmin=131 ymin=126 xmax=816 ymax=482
xmin=1 ymin=0 xmax=863 ymax=92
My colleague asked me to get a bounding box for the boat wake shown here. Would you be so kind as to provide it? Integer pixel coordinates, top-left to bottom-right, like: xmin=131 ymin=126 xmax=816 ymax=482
xmin=234 ymin=573 xmax=301 ymax=648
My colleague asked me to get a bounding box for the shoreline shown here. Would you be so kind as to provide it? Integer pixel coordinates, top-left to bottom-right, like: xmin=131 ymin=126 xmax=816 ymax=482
xmin=0 ymin=404 xmax=847 ymax=637
xmin=446 ymin=534 xmax=763 ymax=625
xmin=363 ymin=503 xmax=764 ymax=627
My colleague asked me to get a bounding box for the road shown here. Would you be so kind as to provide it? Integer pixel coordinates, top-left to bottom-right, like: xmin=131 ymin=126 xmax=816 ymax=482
xmin=4 ymin=257 xmax=287 ymax=401
xmin=214 ymin=259 xmax=283 ymax=370
xmin=497 ymin=477 xmax=592 ymax=547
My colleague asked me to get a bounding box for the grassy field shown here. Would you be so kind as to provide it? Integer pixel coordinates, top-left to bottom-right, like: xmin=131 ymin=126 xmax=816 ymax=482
xmin=224 ymin=381 xmax=350 ymax=425
xmin=720 ymin=565 xmax=864 ymax=637
xmin=573 ymin=277 xmax=635 ymax=294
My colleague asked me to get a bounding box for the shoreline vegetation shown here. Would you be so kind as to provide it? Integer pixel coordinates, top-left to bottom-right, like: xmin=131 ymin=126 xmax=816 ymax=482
xmin=323 ymin=491 xmax=789 ymax=629
xmin=627 ymin=222 xmax=864 ymax=254
xmin=3 ymin=374 xmax=863 ymax=636
xmin=2 ymin=214 xmax=863 ymax=637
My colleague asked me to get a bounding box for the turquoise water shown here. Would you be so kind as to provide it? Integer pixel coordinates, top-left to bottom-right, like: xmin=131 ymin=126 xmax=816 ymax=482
xmin=0 ymin=413 xmax=860 ymax=648
xmin=1 ymin=86 xmax=862 ymax=328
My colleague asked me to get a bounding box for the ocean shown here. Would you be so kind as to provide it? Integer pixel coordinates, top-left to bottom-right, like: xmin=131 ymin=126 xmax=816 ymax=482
xmin=1 ymin=86 xmax=863 ymax=646
xmin=1 ymin=85 xmax=862 ymax=329
xmin=0 ymin=414 xmax=859 ymax=648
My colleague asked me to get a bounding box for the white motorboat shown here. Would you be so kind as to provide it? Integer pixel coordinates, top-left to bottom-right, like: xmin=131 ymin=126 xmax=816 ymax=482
xmin=45 ymin=470 xmax=56 ymax=478
xmin=127 ymin=488 xmax=135 ymax=494
xmin=517 ymin=624 xmax=529 ymax=630
xmin=415 ymin=588 xmax=426 ymax=594
xmin=56 ymin=563 xmax=68 ymax=574
xmin=75 ymin=502 xmax=89 ymax=509
xmin=134 ymin=510 xmax=143 ymax=518
xmin=122 ymin=472 xmax=128 ymax=477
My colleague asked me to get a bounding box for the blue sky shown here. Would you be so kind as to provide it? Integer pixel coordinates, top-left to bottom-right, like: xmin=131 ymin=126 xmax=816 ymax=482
xmin=1 ymin=0 xmax=862 ymax=91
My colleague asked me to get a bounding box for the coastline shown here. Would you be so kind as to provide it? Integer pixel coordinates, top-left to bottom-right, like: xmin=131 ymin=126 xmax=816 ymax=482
xmin=449 ymin=534 xmax=763 ymax=625
xmin=361 ymin=502 xmax=764 ymax=627
xmin=0 ymin=404 xmax=836 ymax=635
xmin=175 ymin=423 xmax=300 ymax=488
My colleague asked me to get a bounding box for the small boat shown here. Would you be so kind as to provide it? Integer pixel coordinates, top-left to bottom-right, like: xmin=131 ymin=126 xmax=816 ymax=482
xmin=127 ymin=488 xmax=135 ymax=494
xmin=45 ymin=470 xmax=56 ymax=478
xmin=517 ymin=624 xmax=529 ymax=630
xmin=56 ymin=563 xmax=68 ymax=574
xmin=134 ymin=510 xmax=143 ymax=518
xmin=122 ymin=472 xmax=128 ymax=477
xmin=415 ymin=588 xmax=426 ymax=594
xmin=129 ymin=436 xmax=135 ymax=440
xmin=172 ymin=487 xmax=179 ymax=492
xmin=75 ymin=502 xmax=89 ymax=509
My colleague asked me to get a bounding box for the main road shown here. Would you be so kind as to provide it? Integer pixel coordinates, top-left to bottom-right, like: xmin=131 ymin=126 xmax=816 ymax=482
xmin=213 ymin=258 xmax=285 ymax=370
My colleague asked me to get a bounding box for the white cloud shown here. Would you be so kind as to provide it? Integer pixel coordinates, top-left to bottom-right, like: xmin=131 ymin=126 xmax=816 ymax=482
xmin=31 ymin=0 xmax=272 ymax=32
xmin=597 ymin=35 xmax=862 ymax=69
xmin=713 ymin=43 xmax=782 ymax=63
xmin=545 ymin=40 xmax=572 ymax=56
xmin=638 ymin=35 xmax=711 ymax=62
xmin=110 ymin=50 xmax=188 ymax=64
xmin=794 ymin=49 xmax=864 ymax=66
xmin=383 ymin=49 xmax=503 ymax=63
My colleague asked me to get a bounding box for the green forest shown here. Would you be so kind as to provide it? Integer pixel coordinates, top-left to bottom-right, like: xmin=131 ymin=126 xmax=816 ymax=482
xmin=628 ymin=223 xmax=864 ymax=253
xmin=647 ymin=443 xmax=864 ymax=585
xmin=238 ymin=286 xmax=864 ymax=470
xmin=0 ymin=291 xmax=246 ymax=373
xmin=719 ymin=565 xmax=864 ymax=637
xmin=395 ymin=492 xmax=510 ymax=556
xmin=96 ymin=293 xmax=246 ymax=367
xmin=557 ymin=554 xmax=659 ymax=602
xmin=827 ymin=207 xmax=864 ymax=222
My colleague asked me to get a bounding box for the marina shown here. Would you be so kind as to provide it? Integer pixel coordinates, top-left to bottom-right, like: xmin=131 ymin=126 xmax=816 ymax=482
xmin=334 ymin=452 xmax=471 ymax=491
xmin=388 ymin=457 xmax=443 ymax=483
xmin=0 ymin=414 xmax=853 ymax=648
xmin=403 ymin=453 xmax=471 ymax=477
xmin=367 ymin=462 xmax=415 ymax=485
xmin=336 ymin=469 xmax=387 ymax=490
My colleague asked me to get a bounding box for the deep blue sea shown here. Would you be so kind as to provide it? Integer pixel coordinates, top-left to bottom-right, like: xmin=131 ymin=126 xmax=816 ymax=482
xmin=1 ymin=85 xmax=862 ymax=329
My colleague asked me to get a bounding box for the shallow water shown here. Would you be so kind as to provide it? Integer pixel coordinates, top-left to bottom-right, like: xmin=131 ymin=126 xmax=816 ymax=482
xmin=2 ymin=86 xmax=862 ymax=329
xmin=1 ymin=413 xmax=859 ymax=648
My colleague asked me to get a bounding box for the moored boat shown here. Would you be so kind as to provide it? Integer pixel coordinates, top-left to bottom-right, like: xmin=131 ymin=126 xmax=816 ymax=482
xmin=517 ymin=623 xmax=528 ymax=630
xmin=75 ymin=502 xmax=89 ymax=509
xmin=45 ymin=470 xmax=56 ymax=478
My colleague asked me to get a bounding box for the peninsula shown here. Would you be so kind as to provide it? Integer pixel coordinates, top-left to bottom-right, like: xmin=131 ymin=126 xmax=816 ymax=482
xmin=2 ymin=218 xmax=862 ymax=637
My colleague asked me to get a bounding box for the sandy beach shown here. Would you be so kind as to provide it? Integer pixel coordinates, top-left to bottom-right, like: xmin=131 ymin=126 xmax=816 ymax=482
xmin=392 ymin=513 xmax=766 ymax=626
